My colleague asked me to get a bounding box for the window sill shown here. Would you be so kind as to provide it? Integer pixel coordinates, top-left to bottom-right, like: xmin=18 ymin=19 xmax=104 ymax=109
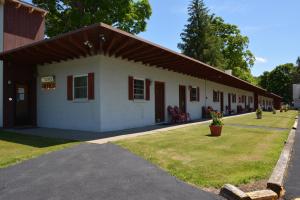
xmin=133 ymin=99 xmax=147 ymax=103
xmin=72 ymin=99 xmax=89 ymax=103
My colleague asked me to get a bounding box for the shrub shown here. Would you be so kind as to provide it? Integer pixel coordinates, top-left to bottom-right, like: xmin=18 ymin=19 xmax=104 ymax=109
xmin=210 ymin=111 xmax=224 ymax=126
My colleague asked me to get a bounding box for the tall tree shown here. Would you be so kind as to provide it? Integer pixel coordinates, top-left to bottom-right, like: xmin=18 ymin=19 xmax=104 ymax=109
xmin=296 ymin=56 xmax=300 ymax=68
xmin=265 ymin=63 xmax=294 ymax=103
xmin=258 ymin=71 xmax=270 ymax=89
xmin=33 ymin=0 xmax=152 ymax=37
xmin=178 ymin=0 xmax=224 ymax=68
xmin=211 ymin=17 xmax=255 ymax=83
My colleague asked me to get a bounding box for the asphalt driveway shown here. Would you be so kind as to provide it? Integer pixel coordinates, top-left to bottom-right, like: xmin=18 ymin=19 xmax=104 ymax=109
xmin=0 ymin=143 xmax=220 ymax=200
xmin=284 ymin=118 xmax=300 ymax=200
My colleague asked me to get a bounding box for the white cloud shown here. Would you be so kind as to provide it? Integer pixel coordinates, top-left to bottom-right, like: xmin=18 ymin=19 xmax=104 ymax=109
xmin=255 ymin=56 xmax=268 ymax=64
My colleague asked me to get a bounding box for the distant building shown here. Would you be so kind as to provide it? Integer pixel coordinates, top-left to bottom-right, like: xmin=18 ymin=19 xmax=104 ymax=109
xmin=293 ymin=84 xmax=300 ymax=108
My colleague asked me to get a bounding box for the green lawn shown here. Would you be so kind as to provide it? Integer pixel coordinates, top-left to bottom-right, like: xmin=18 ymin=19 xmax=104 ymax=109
xmin=115 ymin=111 xmax=298 ymax=188
xmin=0 ymin=131 xmax=79 ymax=168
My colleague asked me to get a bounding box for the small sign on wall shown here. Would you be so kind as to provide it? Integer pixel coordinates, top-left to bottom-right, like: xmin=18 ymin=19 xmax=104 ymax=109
xmin=41 ymin=76 xmax=56 ymax=90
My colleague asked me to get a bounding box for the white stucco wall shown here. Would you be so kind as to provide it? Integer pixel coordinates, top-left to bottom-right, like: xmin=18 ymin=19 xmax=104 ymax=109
xmin=0 ymin=3 xmax=4 ymax=127
xmin=99 ymin=55 xmax=254 ymax=132
xmin=37 ymin=56 xmax=102 ymax=131
xmin=258 ymin=95 xmax=273 ymax=110
xmin=37 ymin=54 xmax=256 ymax=132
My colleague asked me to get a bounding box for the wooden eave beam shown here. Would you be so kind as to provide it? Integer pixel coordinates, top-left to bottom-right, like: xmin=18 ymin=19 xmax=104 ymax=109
xmin=55 ymin=40 xmax=80 ymax=58
xmin=37 ymin=46 xmax=68 ymax=61
xmin=29 ymin=7 xmax=35 ymax=13
xmin=68 ymin=36 xmax=89 ymax=57
xmin=111 ymin=39 xmax=135 ymax=57
xmin=43 ymin=44 xmax=74 ymax=60
xmin=120 ymin=44 xmax=148 ymax=58
xmin=54 ymin=41 xmax=80 ymax=58
xmin=130 ymin=51 xmax=168 ymax=63
xmin=103 ymin=35 xmax=119 ymax=55
xmin=152 ymin=60 xmax=186 ymax=68
xmin=13 ymin=50 xmax=45 ymax=65
xmin=142 ymin=55 xmax=180 ymax=65
xmin=15 ymin=3 xmax=21 ymax=8
xmin=126 ymin=48 xmax=159 ymax=61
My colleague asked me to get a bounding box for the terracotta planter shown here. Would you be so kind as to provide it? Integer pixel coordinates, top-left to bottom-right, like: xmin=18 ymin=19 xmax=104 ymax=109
xmin=209 ymin=125 xmax=223 ymax=137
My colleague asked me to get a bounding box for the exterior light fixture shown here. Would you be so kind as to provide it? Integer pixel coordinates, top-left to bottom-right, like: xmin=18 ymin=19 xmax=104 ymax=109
xmin=84 ymin=40 xmax=93 ymax=49
xmin=99 ymin=34 xmax=106 ymax=42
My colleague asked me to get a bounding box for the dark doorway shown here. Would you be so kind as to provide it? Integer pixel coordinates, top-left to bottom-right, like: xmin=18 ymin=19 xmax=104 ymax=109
xmin=155 ymin=81 xmax=165 ymax=123
xmin=220 ymin=92 xmax=224 ymax=113
xmin=179 ymin=85 xmax=186 ymax=113
xmin=15 ymin=83 xmax=30 ymax=126
xmin=228 ymin=93 xmax=231 ymax=112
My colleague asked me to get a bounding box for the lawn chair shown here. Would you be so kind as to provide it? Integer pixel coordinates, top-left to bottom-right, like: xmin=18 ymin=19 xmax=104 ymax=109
xmin=174 ymin=106 xmax=190 ymax=122
xmin=167 ymin=106 xmax=180 ymax=123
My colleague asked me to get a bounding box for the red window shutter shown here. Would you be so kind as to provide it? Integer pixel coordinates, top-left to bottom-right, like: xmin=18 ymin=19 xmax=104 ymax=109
xmin=197 ymin=87 xmax=200 ymax=101
xmin=67 ymin=75 xmax=73 ymax=101
xmin=145 ymin=79 xmax=151 ymax=101
xmin=88 ymin=73 xmax=95 ymax=100
xmin=128 ymin=76 xmax=134 ymax=100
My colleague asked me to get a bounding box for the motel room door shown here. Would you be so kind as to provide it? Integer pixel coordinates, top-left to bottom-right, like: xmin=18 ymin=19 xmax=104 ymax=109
xmin=155 ymin=82 xmax=165 ymax=123
xmin=227 ymin=93 xmax=231 ymax=111
xmin=15 ymin=83 xmax=30 ymax=126
xmin=179 ymin=85 xmax=186 ymax=113
xmin=220 ymin=92 xmax=224 ymax=113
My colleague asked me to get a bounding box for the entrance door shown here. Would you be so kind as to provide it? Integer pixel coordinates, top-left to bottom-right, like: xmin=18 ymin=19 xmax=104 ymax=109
xmin=155 ymin=81 xmax=165 ymax=123
xmin=15 ymin=83 xmax=30 ymax=126
xmin=220 ymin=92 xmax=224 ymax=113
xmin=228 ymin=93 xmax=231 ymax=112
xmin=179 ymin=85 xmax=186 ymax=113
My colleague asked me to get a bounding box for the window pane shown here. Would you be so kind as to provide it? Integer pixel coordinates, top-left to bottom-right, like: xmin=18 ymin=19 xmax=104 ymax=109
xmin=74 ymin=76 xmax=87 ymax=87
xmin=74 ymin=76 xmax=88 ymax=99
xmin=134 ymin=79 xmax=144 ymax=99
xmin=191 ymin=88 xmax=197 ymax=101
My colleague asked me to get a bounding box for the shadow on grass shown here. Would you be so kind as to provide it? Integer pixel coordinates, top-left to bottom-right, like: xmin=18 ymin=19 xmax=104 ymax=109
xmin=0 ymin=131 xmax=74 ymax=148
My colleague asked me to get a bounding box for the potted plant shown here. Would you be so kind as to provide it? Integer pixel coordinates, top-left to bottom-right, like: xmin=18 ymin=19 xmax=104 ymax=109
xmin=272 ymin=107 xmax=276 ymax=114
xmin=209 ymin=111 xmax=224 ymax=136
xmin=256 ymin=108 xmax=262 ymax=119
xmin=284 ymin=105 xmax=289 ymax=112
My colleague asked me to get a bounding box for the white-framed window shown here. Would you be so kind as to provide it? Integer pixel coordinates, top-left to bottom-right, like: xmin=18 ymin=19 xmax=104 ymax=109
xmin=73 ymin=74 xmax=88 ymax=100
xmin=133 ymin=78 xmax=145 ymax=100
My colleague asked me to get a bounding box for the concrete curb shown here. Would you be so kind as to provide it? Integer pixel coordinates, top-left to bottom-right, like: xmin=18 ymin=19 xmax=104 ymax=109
xmin=267 ymin=118 xmax=298 ymax=197
xmin=88 ymin=112 xmax=255 ymax=144
xmin=220 ymin=184 xmax=277 ymax=200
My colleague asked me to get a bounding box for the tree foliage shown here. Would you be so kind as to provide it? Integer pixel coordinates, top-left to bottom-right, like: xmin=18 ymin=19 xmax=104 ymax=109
xmin=178 ymin=0 xmax=255 ymax=83
xmin=178 ymin=0 xmax=224 ymax=68
xmin=211 ymin=17 xmax=255 ymax=83
xmin=258 ymin=64 xmax=295 ymax=103
xmin=32 ymin=0 xmax=152 ymax=37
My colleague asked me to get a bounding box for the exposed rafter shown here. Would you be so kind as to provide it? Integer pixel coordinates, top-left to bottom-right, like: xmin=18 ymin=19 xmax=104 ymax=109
xmin=0 ymin=23 xmax=282 ymax=100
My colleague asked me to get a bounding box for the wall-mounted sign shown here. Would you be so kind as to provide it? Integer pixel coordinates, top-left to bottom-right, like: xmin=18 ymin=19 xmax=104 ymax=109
xmin=41 ymin=76 xmax=56 ymax=90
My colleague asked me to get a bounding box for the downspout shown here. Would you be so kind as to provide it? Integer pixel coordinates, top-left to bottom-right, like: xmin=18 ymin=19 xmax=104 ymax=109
xmin=205 ymin=79 xmax=207 ymax=108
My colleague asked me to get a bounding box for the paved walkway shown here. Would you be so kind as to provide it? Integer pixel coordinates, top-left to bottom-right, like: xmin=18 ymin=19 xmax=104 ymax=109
xmin=0 ymin=143 xmax=221 ymax=200
xmin=284 ymin=118 xmax=300 ymax=200
xmin=5 ymin=112 xmax=254 ymax=143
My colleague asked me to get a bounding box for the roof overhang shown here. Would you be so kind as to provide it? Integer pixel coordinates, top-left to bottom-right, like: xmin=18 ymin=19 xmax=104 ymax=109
xmin=0 ymin=23 xmax=282 ymax=100
xmin=3 ymin=0 xmax=48 ymax=17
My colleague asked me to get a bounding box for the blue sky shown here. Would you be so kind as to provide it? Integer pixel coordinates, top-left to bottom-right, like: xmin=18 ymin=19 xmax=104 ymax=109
xmin=26 ymin=0 xmax=300 ymax=76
